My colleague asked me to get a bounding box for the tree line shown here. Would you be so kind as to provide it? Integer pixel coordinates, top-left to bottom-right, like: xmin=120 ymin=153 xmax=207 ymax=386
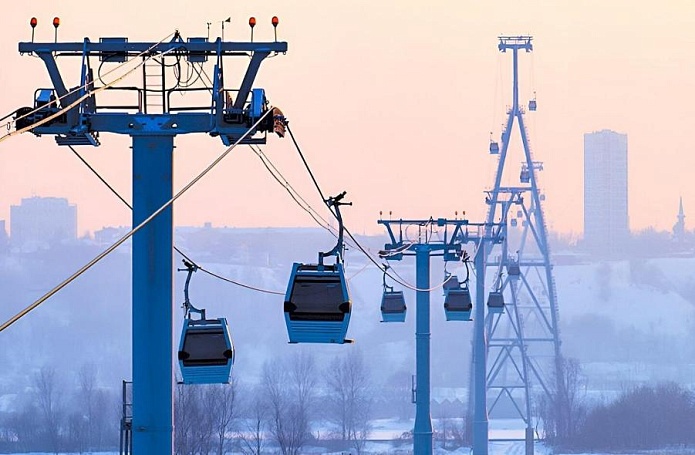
xmin=176 ymin=349 xmax=373 ymax=455
xmin=539 ymin=356 xmax=695 ymax=452
xmin=0 ymin=350 xmax=375 ymax=455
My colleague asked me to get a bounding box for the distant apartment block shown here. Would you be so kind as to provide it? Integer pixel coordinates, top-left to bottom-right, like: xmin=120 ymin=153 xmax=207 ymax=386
xmin=10 ymin=196 xmax=77 ymax=251
xmin=584 ymin=129 xmax=629 ymax=257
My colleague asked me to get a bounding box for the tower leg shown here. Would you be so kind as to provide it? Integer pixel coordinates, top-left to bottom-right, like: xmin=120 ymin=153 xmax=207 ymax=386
xmin=526 ymin=426 xmax=535 ymax=455
xmin=473 ymin=243 xmax=488 ymax=455
xmin=131 ymin=135 xmax=174 ymax=455
xmin=413 ymin=247 xmax=432 ymax=455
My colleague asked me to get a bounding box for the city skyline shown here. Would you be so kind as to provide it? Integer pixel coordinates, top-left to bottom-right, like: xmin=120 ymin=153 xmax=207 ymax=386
xmin=0 ymin=1 xmax=692 ymax=237
xmin=2 ymin=189 xmax=687 ymax=241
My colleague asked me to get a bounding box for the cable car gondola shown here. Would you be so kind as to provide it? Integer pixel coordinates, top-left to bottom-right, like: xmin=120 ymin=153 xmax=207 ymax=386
xmin=176 ymin=260 xmax=235 ymax=384
xmin=489 ymin=132 xmax=500 ymax=154
xmin=178 ymin=318 xmax=234 ymax=384
xmin=285 ymin=262 xmax=351 ymax=343
xmin=529 ymin=92 xmax=537 ymax=111
xmin=487 ymin=291 xmax=504 ymax=314
xmin=380 ymin=264 xmax=406 ymax=322
xmin=507 ymin=259 xmax=521 ymax=278
xmin=443 ymin=257 xmax=473 ymax=321
xmin=520 ymin=167 xmax=530 ymax=183
xmin=284 ymin=192 xmax=353 ymax=343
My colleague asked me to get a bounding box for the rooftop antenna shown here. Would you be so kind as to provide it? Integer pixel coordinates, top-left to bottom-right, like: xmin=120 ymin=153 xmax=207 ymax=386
xmin=249 ymin=17 xmax=256 ymax=42
xmin=221 ymin=17 xmax=230 ymax=41
xmin=30 ymin=17 xmax=37 ymax=43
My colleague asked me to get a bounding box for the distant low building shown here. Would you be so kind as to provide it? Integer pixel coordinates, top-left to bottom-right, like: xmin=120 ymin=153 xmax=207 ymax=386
xmin=94 ymin=226 xmax=130 ymax=246
xmin=10 ymin=196 xmax=77 ymax=252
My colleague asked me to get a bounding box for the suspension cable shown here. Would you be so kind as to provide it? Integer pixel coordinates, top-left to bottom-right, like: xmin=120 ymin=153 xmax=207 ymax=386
xmin=68 ymin=145 xmax=132 ymax=209
xmin=0 ymin=108 xmax=274 ymax=332
xmin=197 ymin=267 xmax=284 ymax=295
xmin=285 ymin=123 xmax=459 ymax=293
xmin=286 ymin=124 xmax=327 ymax=203
xmin=69 ymin=143 xmax=286 ymax=296
xmin=248 ymin=144 xmax=336 ymax=237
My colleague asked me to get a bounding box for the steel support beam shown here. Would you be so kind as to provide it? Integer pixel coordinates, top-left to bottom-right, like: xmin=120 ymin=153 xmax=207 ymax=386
xmin=413 ymin=246 xmax=433 ymax=455
xmin=131 ymin=135 xmax=174 ymax=455
xmin=473 ymin=242 xmax=489 ymax=455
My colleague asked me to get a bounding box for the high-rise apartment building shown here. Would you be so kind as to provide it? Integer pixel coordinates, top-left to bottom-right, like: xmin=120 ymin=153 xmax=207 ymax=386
xmin=584 ymin=129 xmax=629 ymax=257
xmin=10 ymin=196 xmax=77 ymax=251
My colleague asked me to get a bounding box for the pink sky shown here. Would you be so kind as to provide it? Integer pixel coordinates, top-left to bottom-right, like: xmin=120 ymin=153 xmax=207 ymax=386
xmin=0 ymin=0 xmax=693 ymax=237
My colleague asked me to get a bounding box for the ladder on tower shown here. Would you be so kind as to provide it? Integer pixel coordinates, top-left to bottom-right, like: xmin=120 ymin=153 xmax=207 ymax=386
xmin=142 ymin=58 xmax=165 ymax=114
xmin=120 ymin=380 xmax=132 ymax=455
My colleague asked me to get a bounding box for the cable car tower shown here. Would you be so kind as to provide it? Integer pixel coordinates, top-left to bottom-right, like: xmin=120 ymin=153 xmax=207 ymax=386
xmin=378 ymin=217 xmax=504 ymax=455
xmin=15 ymin=18 xmax=287 ymax=455
xmin=480 ymin=35 xmax=562 ymax=454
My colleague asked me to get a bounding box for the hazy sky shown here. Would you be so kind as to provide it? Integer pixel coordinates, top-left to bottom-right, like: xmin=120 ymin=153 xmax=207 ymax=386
xmin=1 ymin=1 xmax=693 ymax=237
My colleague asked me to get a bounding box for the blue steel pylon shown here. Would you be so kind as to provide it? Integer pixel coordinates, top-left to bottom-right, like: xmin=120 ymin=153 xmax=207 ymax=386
xmin=379 ymin=218 xmax=504 ymax=455
xmin=480 ymin=36 xmax=563 ymax=455
xmin=16 ymin=28 xmax=286 ymax=455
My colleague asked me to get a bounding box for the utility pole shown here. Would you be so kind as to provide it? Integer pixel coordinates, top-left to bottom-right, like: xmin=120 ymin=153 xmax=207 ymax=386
xmin=16 ymin=24 xmax=286 ymax=455
xmin=379 ymin=217 xmax=504 ymax=455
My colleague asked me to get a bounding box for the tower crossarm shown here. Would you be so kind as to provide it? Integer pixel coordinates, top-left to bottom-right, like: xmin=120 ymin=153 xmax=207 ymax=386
xmin=498 ymin=35 xmax=533 ymax=52
xmin=378 ymin=218 xmax=504 ymax=260
xmin=15 ymin=35 xmax=288 ymax=146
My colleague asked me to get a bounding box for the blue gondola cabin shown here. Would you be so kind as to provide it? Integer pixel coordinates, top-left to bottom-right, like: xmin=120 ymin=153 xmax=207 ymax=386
xmin=178 ymin=318 xmax=234 ymax=384
xmin=444 ymin=287 xmax=473 ymax=321
xmin=284 ymin=263 xmax=352 ymax=343
xmin=487 ymin=291 xmax=505 ymax=314
xmin=381 ymin=290 xmax=406 ymax=323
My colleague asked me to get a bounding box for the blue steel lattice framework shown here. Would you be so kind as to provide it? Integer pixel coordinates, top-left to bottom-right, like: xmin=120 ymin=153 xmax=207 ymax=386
xmin=379 ymin=217 xmax=504 ymax=455
xmin=481 ymin=36 xmax=563 ymax=454
xmin=17 ymin=31 xmax=287 ymax=455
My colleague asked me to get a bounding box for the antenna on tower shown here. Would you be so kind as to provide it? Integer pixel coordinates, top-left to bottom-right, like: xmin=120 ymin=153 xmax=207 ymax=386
xmin=221 ymin=17 xmax=230 ymax=41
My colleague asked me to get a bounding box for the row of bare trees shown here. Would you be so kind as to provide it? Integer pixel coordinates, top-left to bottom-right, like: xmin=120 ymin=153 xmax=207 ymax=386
xmin=175 ymin=349 xmax=374 ymax=455
xmin=0 ymin=364 xmax=118 ymax=454
xmin=0 ymin=350 xmax=375 ymax=454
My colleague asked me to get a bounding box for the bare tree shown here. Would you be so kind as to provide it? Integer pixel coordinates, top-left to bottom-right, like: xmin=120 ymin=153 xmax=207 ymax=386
xmin=78 ymin=363 xmax=97 ymax=451
xmin=207 ymin=383 xmax=237 ymax=455
xmin=238 ymin=386 xmax=268 ymax=455
xmin=262 ymin=351 xmax=317 ymax=455
xmin=324 ymin=349 xmax=373 ymax=453
xmin=7 ymin=400 xmax=41 ymax=452
xmin=35 ymin=365 xmax=63 ymax=454
xmin=537 ymin=356 xmax=586 ymax=445
xmin=175 ymin=383 xmax=199 ymax=455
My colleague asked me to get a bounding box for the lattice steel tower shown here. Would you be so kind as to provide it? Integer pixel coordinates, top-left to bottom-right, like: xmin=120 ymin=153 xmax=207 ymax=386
xmin=479 ymin=35 xmax=562 ymax=454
